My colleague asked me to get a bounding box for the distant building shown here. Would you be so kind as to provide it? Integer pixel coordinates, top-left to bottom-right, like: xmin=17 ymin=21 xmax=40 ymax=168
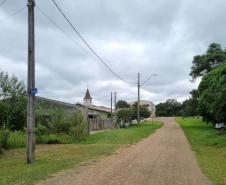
xmin=129 ymin=100 xmax=156 ymax=117
xmin=83 ymin=89 xmax=113 ymax=119
xmin=35 ymin=89 xmax=113 ymax=120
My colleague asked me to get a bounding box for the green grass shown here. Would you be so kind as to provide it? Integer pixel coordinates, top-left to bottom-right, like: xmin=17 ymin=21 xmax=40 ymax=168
xmin=175 ymin=117 xmax=226 ymax=185
xmin=0 ymin=121 xmax=163 ymax=185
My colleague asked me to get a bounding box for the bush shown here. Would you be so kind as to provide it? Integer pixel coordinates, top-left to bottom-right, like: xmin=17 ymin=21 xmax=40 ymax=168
xmin=7 ymin=130 xmax=26 ymax=149
xmin=0 ymin=128 xmax=10 ymax=152
xmin=36 ymin=124 xmax=47 ymax=136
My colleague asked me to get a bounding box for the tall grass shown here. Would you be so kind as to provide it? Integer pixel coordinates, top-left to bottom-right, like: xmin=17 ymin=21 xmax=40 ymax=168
xmin=7 ymin=131 xmax=26 ymax=149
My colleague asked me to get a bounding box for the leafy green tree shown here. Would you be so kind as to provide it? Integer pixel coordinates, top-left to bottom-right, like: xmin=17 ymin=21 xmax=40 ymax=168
xmin=130 ymin=102 xmax=151 ymax=120
xmin=198 ymin=63 xmax=226 ymax=124
xmin=115 ymin=100 xmax=130 ymax=110
xmin=156 ymin=99 xmax=182 ymax=117
xmin=190 ymin=43 xmax=226 ymax=82
xmin=181 ymin=89 xmax=199 ymax=117
xmin=0 ymin=69 xmax=27 ymax=130
xmin=116 ymin=108 xmax=133 ymax=127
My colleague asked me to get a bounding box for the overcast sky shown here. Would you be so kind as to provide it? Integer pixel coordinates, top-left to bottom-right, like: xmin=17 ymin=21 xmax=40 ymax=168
xmin=1 ymin=0 xmax=226 ymax=107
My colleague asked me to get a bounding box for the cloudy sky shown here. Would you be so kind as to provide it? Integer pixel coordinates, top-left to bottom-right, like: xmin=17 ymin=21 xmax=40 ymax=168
xmin=0 ymin=0 xmax=226 ymax=107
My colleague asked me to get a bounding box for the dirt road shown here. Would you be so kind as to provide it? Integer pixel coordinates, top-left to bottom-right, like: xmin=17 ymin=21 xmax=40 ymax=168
xmin=37 ymin=117 xmax=211 ymax=185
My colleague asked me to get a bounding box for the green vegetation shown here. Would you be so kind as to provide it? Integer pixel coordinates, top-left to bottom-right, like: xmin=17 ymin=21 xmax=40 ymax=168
xmin=156 ymin=99 xmax=182 ymax=117
xmin=0 ymin=121 xmax=163 ymax=185
xmin=130 ymin=101 xmax=151 ymax=119
xmin=198 ymin=62 xmax=226 ymax=124
xmin=116 ymin=100 xmax=151 ymax=120
xmin=175 ymin=117 xmax=226 ymax=185
xmin=116 ymin=108 xmax=133 ymax=127
xmin=0 ymin=106 xmax=88 ymax=151
xmin=190 ymin=43 xmax=226 ymax=82
xmin=115 ymin=100 xmax=130 ymax=109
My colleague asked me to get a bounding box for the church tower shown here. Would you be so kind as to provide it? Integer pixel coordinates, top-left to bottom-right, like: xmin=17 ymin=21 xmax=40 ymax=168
xmin=83 ymin=89 xmax=92 ymax=106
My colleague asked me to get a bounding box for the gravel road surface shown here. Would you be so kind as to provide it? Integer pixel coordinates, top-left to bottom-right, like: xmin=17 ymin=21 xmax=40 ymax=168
xmin=37 ymin=117 xmax=211 ymax=185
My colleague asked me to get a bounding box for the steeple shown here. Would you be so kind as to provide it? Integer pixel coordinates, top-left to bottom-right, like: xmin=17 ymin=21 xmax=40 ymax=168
xmin=83 ymin=89 xmax=92 ymax=106
xmin=84 ymin=89 xmax=92 ymax=99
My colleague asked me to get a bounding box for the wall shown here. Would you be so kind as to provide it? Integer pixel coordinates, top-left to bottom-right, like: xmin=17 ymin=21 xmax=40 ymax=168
xmin=89 ymin=118 xmax=118 ymax=131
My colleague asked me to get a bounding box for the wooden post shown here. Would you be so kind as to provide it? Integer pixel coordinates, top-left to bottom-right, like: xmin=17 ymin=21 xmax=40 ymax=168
xmin=88 ymin=118 xmax=90 ymax=134
xmin=27 ymin=0 xmax=36 ymax=164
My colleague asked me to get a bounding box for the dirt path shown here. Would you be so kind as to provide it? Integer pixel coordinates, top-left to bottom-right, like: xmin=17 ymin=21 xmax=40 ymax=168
xmin=37 ymin=117 xmax=211 ymax=185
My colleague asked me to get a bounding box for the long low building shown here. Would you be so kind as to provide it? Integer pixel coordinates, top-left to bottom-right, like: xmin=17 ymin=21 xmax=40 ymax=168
xmin=129 ymin=100 xmax=156 ymax=117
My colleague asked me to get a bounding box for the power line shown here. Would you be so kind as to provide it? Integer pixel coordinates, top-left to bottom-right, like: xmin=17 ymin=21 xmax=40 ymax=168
xmin=0 ymin=0 xmax=6 ymax=6
xmin=0 ymin=7 xmax=26 ymax=23
xmin=93 ymin=84 xmax=137 ymax=102
xmin=118 ymin=84 xmax=137 ymax=97
xmin=51 ymin=0 xmax=137 ymax=85
xmin=36 ymin=6 xmax=104 ymax=65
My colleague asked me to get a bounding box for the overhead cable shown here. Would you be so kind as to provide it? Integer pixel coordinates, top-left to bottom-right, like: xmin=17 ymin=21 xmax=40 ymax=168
xmin=36 ymin=6 xmax=104 ymax=65
xmin=0 ymin=0 xmax=6 ymax=6
xmin=93 ymin=84 xmax=137 ymax=102
xmin=51 ymin=0 xmax=137 ymax=85
xmin=0 ymin=7 xmax=26 ymax=23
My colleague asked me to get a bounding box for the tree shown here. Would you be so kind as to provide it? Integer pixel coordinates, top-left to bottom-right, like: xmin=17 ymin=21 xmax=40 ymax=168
xmin=181 ymin=89 xmax=199 ymax=117
xmin=190 ymin=43 xmax=226 ymax=82
xmin=198 ymin=62 xmax=226 ymax=124
xmin=115 ymin=100 xmax=130 ymax=110
xmin=130 ymin=101 xmax=151 ymax=120
xmin=0 ymin=69 xmax=27 ymax=130
xmin=156 ymin=99 xmax=182 ymax=117
xmin=116 ymin=108 xmax=133 ymax=127
xmin=0 ymin=70 xmax=26 ymax=100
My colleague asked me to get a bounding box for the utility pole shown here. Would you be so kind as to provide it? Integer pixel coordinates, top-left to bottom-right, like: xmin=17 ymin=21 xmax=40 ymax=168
xmin=27 ymin=0 xmax=36 ymax=164
xmin=114 ymin=92 xmax=116 ymax=117
xmin=137 ymin=73 xmax=140 ymax=127
xmin=111 ymin=92 xmax=113 ymax=118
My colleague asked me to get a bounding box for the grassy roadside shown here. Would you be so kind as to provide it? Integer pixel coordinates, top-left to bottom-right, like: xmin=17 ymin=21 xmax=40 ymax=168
xmin=175 ymin=117 xmax=226 ymax=185
xmin=0 ymin=121 xmax=163 ymax=185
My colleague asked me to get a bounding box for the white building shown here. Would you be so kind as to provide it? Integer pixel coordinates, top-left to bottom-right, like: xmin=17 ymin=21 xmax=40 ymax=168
xmin=129 ymin=100 xmax=156 ymax=117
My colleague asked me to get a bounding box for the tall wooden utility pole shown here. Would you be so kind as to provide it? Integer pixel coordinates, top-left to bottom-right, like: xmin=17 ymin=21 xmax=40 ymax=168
xmin=111 ymin=92 xmax=113 ymax=118
xmin=137 ymin=73 xmax=140 ymax=127
xmin=27 ymin=0 xmax=36 ymax=164
xmin=114 ymin=92 xmax=116 ymax=117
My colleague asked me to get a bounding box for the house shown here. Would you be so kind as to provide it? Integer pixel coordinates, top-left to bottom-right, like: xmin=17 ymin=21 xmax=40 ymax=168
xmin=129 ymin=100 xmax=156 ymax=117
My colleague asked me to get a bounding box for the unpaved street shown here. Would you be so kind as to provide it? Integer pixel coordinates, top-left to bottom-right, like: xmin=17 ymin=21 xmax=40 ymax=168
xmin=37 ymin=117 xmax=211 ymax=185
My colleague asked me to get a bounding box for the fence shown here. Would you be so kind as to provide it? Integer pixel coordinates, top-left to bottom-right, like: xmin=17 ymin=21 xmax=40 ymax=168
xmin=88 ymin=118 xmax=118 ymax=133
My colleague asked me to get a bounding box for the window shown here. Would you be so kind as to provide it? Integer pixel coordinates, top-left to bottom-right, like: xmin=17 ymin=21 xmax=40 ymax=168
xmin=143 ymin=104 xmax=149 ymax=107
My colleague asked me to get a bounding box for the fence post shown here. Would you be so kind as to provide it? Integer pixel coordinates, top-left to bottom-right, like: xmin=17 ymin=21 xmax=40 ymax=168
xmin=88 ymin=118 xmax=90 ymax=135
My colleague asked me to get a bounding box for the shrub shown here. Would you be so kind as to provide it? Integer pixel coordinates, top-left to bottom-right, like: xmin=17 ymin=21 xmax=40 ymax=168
xmin=36 ymin=124 xmax=47 ymax=136
xmin=0 ymin=128 xmax=10 ymax=152
xmin=7 ymin=130 xmax=26 ymax=149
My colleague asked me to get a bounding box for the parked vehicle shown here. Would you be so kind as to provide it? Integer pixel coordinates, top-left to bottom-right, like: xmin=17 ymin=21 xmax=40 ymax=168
xmin=215 ymin=123 xmax=226 ymax=130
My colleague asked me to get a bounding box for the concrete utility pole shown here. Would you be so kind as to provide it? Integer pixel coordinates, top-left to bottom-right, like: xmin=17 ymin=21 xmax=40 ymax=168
xmin=27 ymin=0 xmax=36 ymax=164
xmin=114 ymin=92 xmax=116 ymax=117
xmin=111 ymin=92 xmax=113 ymax=118
xmin=137 ymin=73 xmax=140 ymax=127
